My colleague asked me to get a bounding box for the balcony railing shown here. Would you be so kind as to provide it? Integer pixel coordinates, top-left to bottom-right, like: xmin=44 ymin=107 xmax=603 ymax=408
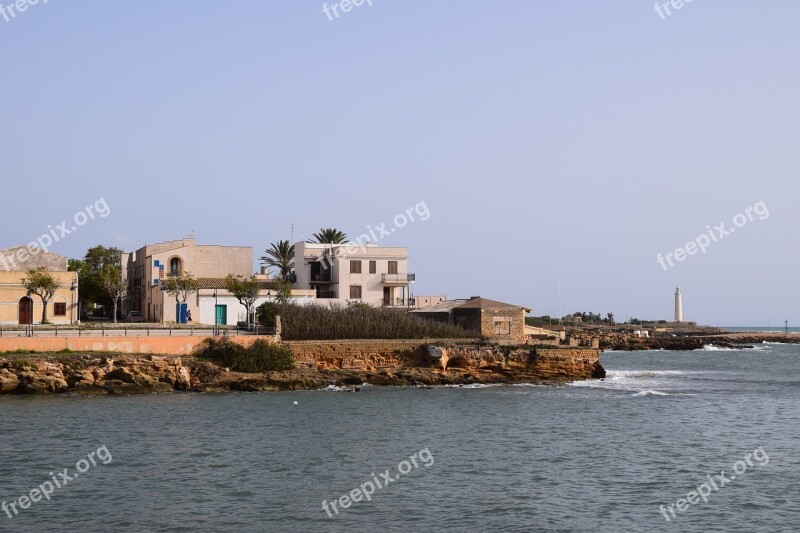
xmin=381 ymin=273 xmax=416 ymax=283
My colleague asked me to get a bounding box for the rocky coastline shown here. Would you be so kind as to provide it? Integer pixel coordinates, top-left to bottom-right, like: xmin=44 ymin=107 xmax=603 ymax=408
xmin=0 ymin=345 xmax=606 ymax=395
xmin=596 ymin=332 xmax=800 ymax=351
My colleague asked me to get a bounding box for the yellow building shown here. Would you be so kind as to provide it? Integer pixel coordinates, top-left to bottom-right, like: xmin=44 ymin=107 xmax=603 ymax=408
xmin=122 ymin=237 xmax=253 ymax=323
xmin=0 ymin=246 xmax=78 ymax=325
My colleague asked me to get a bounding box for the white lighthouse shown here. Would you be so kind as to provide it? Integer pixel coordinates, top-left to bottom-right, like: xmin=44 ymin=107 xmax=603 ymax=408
xmin=674 ymin=287 xmax=683 ymax=323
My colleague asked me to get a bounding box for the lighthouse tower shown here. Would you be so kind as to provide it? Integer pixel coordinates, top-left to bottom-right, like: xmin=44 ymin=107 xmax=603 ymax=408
xmin=674 ymin=287 xmax=683 ymax=323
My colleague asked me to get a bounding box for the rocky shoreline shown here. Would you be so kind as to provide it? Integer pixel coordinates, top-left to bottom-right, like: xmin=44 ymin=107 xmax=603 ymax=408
xmin=0 ymin=348 xmax=606 ymax=395
xmin=597 ymin=332 xmax=800 ymax=351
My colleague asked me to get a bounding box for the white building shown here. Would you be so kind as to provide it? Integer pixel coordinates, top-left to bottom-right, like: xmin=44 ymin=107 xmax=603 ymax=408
xmin=195 ymin=277 xmax=316 ymax=326
xmin=293 ymin=242 xmax=415 ymax=307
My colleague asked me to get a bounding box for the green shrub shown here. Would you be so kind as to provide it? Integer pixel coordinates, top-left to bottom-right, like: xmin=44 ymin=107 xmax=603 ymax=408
xmin=11 ymin=359 xmax=36 ymax=370
xmin=195 ymin=337 xmax=295 ymax=373
xmin=248 ymin=339 xmax=295 ymax=372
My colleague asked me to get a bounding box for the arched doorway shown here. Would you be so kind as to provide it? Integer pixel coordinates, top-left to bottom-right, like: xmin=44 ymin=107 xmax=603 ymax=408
xmin=19 ymin=297 xmax=33 ymax=325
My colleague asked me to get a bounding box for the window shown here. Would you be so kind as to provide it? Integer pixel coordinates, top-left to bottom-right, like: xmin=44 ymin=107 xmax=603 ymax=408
xmin=350 ymin=260 xmax=362 ymax=274
xmin=388 ymin=261 xmax=398 ymax=274
xmin=494 ymin=318 xmax=512 ymax=336
xmin=369 ymin=260 xmax=376 ymax=274
xmin=350 ymin=285 xmax=362 ymax=299
xmin=54 ymin=302 xmax=67 ymax=316
xmin=169 ymin=257 xmax=182 ymax=275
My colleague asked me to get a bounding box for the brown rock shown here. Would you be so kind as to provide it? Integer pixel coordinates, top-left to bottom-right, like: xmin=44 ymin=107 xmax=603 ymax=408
xmin=0 ymin=370 xmax=20 ymax=393
xmin=104 ymin=368 xmax=137 ymax=384
xmin=17 ymin=373 xmax=68 ymax=394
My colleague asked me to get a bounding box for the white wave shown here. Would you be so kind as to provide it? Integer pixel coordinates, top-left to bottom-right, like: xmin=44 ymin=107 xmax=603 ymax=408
xmin=321 ymin=385 xmax=352 ymax=392
xmin=438 ymin=383 xmax=504 ymax=389
xmin=704 ymin=344 xmax=769 ymax=351
xmin=569 ymin=368 xmax=702 ymax=397
xmin=632 ymin=390 xmax=670 ymax=397
xmin=603 ymin=370 xmax=687 ymax=378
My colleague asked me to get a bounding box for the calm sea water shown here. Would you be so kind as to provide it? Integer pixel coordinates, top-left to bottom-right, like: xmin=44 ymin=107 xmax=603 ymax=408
xmin=722 ymin=326 xmax=800 ymax=333
xmin=1 ymin=344 xmax=799 ymax=532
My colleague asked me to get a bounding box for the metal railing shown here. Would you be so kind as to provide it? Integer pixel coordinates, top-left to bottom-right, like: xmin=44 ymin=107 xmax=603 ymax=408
xmin=381 ymin=273 xmax=416 ymax=283
xmin=0 ymin=324 xmax=276 ymax=338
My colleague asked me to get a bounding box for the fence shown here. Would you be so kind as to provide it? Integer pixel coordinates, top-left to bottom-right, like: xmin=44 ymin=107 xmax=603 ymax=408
xmin=0 ymin=324 xmax=277 ymax=338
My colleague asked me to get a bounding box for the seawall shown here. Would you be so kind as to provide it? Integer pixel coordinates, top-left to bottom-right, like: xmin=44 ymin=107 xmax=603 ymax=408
xmin=0 ymin=335 xmax=269 ymax=355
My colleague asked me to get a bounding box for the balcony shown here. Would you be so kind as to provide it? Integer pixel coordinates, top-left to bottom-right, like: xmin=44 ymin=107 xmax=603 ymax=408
xmin=381 ymin=273 xmax=415 ymax=284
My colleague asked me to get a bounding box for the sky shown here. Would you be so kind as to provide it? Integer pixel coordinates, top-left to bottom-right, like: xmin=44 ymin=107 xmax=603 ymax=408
xmin=1 ymin=1 xmax=798 ymax=326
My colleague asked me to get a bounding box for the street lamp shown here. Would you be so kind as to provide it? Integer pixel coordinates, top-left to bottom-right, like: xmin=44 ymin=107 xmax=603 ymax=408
xmin=70 ymin=269 xmax=81 ymax=325
xmin=213 ymin=289 xmax=218 ymax=336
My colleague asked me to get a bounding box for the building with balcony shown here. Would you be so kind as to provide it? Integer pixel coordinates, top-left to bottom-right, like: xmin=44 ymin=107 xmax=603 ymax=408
xmin=293 ymin=242 xmax=415 ymax=307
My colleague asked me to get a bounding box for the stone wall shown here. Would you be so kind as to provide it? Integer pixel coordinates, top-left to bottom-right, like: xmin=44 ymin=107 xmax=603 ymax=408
xmin=528 ymin=348 xmax=603 ymax=379
xmin=479 ymin=308 xmax=527 ymax=343
xmin=285 ymin=339 xmax=480 ymax=370
xmin=0 ymin=334 xmax=271 ymax=355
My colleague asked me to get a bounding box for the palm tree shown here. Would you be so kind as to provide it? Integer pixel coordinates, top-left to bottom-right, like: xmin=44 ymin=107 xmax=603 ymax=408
xmin=261 ymin=240 xmax=295 ymax=281
xmin=310 ymin=228 xmax=347 ymax=244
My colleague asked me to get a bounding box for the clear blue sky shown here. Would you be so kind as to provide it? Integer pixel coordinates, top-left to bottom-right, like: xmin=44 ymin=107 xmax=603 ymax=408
xmin=1 ymin=1 xmax=798 ymax=326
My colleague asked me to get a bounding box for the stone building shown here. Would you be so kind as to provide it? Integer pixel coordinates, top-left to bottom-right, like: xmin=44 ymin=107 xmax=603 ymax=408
xmin=410 ymin=296 xmax=531 ymax=343
xmin=122 ymin=237 xmax=252 ymax=323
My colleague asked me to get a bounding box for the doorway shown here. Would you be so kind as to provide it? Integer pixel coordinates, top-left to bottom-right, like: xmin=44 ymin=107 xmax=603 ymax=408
xmin=19 ymin=297 xmax=33 ymax=325
xmin=215 ymin=305 xmax=227 ymax=326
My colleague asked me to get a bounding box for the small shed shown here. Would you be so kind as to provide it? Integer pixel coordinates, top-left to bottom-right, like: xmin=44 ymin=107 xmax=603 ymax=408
xmin=411 ymin=296 xmax=531 ymax=342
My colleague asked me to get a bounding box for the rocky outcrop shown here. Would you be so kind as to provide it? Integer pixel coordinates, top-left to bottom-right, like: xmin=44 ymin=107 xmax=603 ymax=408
xmin=598 ymin=334 xmax=705 ymax=351
xmin=0 ymin=342 xmax=603 ymax=395
xmin=0 ymin=355 xmax=204 ymax=395
xmin=596 ymin=331 xmax=799 ymax=351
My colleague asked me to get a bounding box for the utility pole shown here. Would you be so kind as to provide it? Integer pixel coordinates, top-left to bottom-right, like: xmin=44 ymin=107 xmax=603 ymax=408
xmin=558 ymin=276 xmax=562 ymax=325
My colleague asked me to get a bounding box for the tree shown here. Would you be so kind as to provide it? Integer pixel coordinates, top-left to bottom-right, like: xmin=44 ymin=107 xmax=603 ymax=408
xmin=97 ymin=263 xmax=127 ymax=324
xmin=224 ymin=274 xmax=260 ymax=327
xmin=310 ymin=228 xmax=347 ymax=244
xmin=161 ymin=272 xmax=199 ymax=305
xmin=72 ymin=246 xmax=124 ymax=317
xmin=21 ymin=267 xmax=62 ymax=323
xmin=271 ymin=278 xmax=293 ymax=305
xmin=260 ymin=240 xmax=295 ymax=282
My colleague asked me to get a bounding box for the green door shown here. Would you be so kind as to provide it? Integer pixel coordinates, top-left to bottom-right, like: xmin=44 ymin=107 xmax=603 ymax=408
xmin=215 ymin=305 xmax=227 ymax=326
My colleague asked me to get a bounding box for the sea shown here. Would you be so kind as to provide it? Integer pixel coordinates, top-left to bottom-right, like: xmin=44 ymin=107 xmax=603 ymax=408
xmin=722 ymin=326 xmax=800 ymax=334
xmin=1 ymin=342 xmax=798 ymax=532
